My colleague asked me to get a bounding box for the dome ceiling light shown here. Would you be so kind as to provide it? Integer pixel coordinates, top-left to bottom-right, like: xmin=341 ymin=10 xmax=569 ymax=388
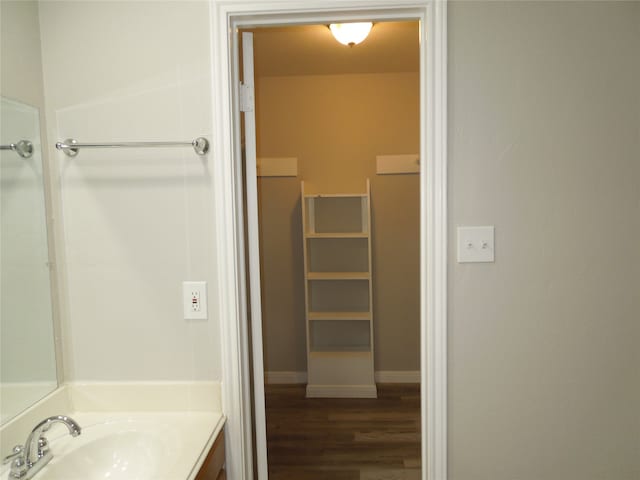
xmin=329 ymin=22 xmax=373 ymax=47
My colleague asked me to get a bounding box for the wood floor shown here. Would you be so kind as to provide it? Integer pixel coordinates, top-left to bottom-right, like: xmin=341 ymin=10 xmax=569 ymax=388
xmin=265 ymin=384 xmax=421 ymax=480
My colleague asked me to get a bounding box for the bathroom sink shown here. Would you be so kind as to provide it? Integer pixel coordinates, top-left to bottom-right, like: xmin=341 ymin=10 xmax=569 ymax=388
xmin=22 ymin=412 xmax=222 ymax=480
xmin=38 ymin=430 xmax=166 ymax=479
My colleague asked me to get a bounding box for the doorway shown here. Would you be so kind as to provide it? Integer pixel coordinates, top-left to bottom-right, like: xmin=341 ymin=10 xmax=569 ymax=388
xmin=247 ymin=20 xmax=421 ymax=478
xmin=210 ymin=2 xmax=447 ymax=479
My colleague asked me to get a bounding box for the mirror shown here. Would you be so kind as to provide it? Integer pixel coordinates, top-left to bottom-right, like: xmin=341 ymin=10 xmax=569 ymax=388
xmin=0 ymin=97 xmax=58 ymax=424
xmin=1 ymin=0 xmax=59 ymax=425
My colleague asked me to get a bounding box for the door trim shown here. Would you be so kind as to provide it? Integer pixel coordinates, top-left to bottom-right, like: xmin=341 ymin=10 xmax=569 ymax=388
xmin=239 ymin=30 xmax=269 ymax=480
xmin=209 ymin=2 xmax=448 ymax=479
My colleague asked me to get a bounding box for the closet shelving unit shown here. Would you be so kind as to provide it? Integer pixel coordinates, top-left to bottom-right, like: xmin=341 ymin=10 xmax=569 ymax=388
xmin=301 ymin=179 xmax=376 ymax=398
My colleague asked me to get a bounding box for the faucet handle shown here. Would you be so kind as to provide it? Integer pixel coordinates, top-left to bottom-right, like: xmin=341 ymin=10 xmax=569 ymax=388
xmin=9 ymin=456 xmax=29 ymax=479
xmin=3 ymin=445 xmax=29 ymax=479
xmin=37 ymin=437 xmax=50 ymax=457
xmin=2 ymin=445 xmax=24 ymax=464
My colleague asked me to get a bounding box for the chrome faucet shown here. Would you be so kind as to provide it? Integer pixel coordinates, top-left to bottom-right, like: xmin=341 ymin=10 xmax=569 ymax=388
xmin=2 ymin=415 xmax=81 ymax=479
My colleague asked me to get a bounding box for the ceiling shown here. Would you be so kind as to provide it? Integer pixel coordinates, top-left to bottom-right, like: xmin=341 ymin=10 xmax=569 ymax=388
xmin=247 ymin=21 xmax=420 ymax=77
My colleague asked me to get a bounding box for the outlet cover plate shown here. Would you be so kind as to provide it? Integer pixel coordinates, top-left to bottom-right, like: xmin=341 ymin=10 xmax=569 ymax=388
xmin=183 ymin=281 xmax=208 ymax=320
xmin=457 ymin=226 xmax=495 ymax=263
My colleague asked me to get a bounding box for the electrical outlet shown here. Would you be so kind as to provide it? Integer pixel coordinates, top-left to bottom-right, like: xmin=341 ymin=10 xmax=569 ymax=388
xmin=190 ymin=289 xmax=201 ymax=312
xmin=183 ymin=281 xmax=207 ymax=320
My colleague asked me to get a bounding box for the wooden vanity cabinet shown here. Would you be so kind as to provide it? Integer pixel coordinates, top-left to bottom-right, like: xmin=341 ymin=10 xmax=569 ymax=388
xmin=195 ymin=429 xmax=225 ymax=480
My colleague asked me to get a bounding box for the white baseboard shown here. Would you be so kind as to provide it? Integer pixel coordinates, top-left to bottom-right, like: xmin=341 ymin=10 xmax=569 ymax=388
xmin=374 ymin=371 xmax=421 ymax=383
xmin=265 ymin=371 xmax=420 ymax=384
xmin=264 ymin=371 xmax=308 ymax=384
xmin=306 ymin=384 xmax=377 ymax=398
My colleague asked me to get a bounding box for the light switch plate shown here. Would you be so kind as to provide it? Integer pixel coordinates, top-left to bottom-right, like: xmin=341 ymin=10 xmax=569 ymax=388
xmin=457 ymin=226 xmax=495 ymax=263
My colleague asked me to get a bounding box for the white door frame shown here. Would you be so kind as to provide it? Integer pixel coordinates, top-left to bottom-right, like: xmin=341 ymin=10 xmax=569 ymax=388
xmin=239 ymin=31 xmax=270 ymax=480
xmin=209 ymin=1 xmax=447 ymax=479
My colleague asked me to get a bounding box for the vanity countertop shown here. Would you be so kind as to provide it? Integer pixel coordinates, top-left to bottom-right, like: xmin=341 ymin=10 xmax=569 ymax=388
xmin=1 ymin=411 xmax=225 ymax=480
xmin=1 ymin=382 xmax=224 ymax=480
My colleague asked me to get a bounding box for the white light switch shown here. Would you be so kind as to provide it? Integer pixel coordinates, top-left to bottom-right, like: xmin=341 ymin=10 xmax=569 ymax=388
xmin=457 ymin=226 xmax=495 ymax=263
xmin=183 ymin=281 xmax=208 ymax=320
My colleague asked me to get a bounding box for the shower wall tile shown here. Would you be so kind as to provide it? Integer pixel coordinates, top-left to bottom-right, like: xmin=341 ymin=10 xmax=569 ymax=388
xmin=38 ymin=1 xmax=220 ymax=382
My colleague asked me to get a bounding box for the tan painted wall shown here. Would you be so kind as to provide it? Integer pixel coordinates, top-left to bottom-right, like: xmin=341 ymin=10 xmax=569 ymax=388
xmin=448 ymin=1 xmax=640 ymax=478
xmin=256 ymin=73 xmax=420 ymax=372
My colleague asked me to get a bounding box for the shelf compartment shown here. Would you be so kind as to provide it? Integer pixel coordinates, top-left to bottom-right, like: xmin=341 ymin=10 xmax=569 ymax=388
xmin=308 ymin=280 xmax=369 ymax=313
xmin=306 ymin=237 xmax=369 ymax=273
xmin=304 ymin=196 xmax=368 ymax=234
xmin=310 ymin=320 xmax=371 ymax=353
xmin=307 ymin=351 xmax=375 ymax=387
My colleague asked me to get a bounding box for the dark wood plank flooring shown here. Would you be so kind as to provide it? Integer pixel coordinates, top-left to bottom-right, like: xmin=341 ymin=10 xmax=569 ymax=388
xmin=265 ymin=384 xmax=421 ymax=480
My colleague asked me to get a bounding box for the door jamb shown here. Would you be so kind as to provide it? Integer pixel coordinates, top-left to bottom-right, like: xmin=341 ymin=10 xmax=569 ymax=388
xmin=209 ymin=2 xmax=447 ymax=479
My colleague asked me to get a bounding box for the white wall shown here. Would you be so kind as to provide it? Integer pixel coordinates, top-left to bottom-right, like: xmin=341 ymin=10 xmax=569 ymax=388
xmin=0 ymin=1 xmax=46 ymax=107
xmin=38 ymin=1 xmax=221 ymax=382
xmin=448 ymin=2 xmax=640 ymax=478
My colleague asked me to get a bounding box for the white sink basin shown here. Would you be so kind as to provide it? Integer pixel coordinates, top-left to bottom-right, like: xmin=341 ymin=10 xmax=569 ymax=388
xmin=24 ymin=412 xmax=223 ymax=480
xmin=41 ymin=430 xmax=167 ymax=479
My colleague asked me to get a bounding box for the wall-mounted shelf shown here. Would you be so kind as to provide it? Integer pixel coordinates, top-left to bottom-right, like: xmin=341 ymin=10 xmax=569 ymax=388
xmin=305 ymin=232 xmax=368 ymax=239
xmin=307 ymin=272 xmax=370 ymax=280
xmin=308 ymin=311 xmax=371 ymax=321
xmin=301 ymin=180 xmax=376 ymax=398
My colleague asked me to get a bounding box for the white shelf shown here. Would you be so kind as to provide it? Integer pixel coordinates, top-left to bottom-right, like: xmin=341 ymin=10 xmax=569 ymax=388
xmin=307 ymin=272 xmax=369 ymax=280
xmin=304 ymin=193 xmax=367 ymax=199
xmin=305 ymin=232 xmax=368 ymax=239
xmin=301 ymin=179 xmax=376 ymax=399
xmin=309 ymin=349 xmax=373 ymax=358
xmin=308 ymin=311 xmax=370 ymax=321
xmin=309 ymin=345 xmax=372 ymax=353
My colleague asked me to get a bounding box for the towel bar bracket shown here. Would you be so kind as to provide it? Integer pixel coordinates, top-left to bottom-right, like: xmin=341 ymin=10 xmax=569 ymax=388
xmin=0 ymin=140 xmax=34 ymax=159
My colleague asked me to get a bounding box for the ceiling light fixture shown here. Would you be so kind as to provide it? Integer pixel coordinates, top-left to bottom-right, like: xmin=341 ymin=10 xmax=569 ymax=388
xmin=329 ymin=22 xmax=373 ymax=47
